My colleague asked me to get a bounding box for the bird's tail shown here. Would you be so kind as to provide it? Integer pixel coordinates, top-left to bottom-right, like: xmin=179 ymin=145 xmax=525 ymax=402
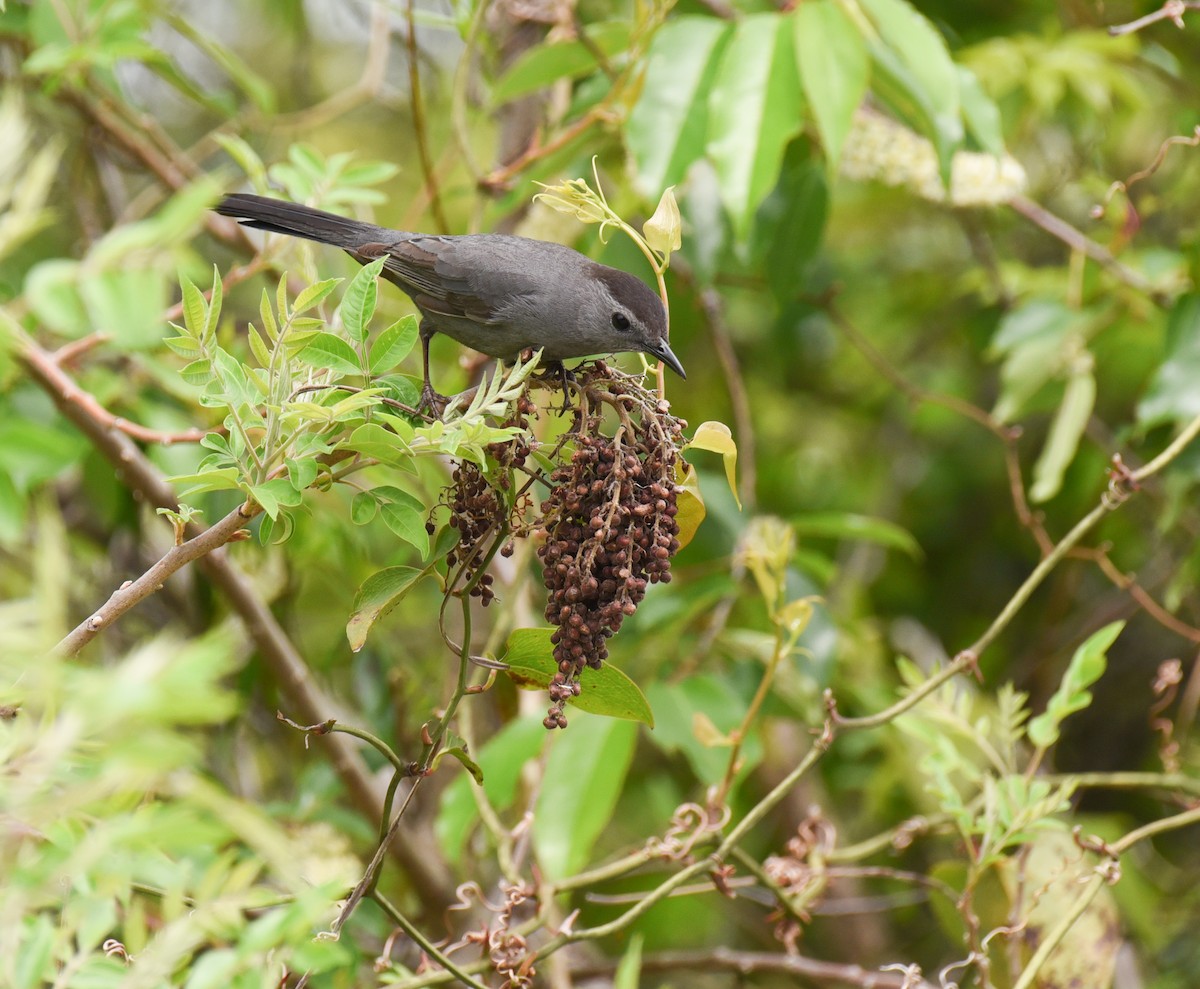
xmin=215 ymin=193 xmax=391 ymax=250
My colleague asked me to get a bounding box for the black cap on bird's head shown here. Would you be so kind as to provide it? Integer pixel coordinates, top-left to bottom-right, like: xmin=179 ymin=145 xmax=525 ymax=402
xmin=587 ymin=265 xmax=686 ymax=380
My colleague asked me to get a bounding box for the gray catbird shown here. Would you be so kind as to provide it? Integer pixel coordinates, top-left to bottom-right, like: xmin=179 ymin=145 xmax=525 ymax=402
xmin=215 ymin=193 xmax=685 ymax=408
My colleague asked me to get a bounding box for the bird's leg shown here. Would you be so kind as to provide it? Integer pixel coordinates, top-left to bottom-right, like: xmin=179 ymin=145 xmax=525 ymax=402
xmin=542 ymin=360 xmax=576 ymax=415
xmin=418 ymin=320 xmax=448 ymax=416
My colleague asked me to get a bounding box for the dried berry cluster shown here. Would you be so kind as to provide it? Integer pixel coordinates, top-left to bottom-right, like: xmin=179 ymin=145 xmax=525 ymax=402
xmin=445 ymin=461 xmax=500 ymax=605
xmin=537 ymin=382 xmax=685 ymax=729
xmin=485 ymin=394 xmax=535 ymax=494
xmin=442 ymin=398 xmax=539 ymax=605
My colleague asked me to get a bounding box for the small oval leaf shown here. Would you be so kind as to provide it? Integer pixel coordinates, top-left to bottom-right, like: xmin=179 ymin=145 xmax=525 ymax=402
xmin=346 ymin=566 xmax=427 ymax=651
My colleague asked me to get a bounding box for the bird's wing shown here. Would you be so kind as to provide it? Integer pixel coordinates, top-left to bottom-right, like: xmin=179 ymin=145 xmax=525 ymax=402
xmin=354 ymin=238 xmax=502 ymax=325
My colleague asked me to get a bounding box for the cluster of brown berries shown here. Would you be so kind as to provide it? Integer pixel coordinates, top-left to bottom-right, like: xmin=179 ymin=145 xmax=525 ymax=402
xmin=537 ymin=394 xmax=684 ymax=729
xmin=445 ymin=461 xmax=500 ymax=606
xmin=441 ymin=397 xmax=540 ymax=605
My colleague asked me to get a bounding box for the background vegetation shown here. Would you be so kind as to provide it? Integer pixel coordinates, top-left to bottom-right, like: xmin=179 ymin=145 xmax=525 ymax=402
xmin=3 ymin=0 xmax=1200 ymax=986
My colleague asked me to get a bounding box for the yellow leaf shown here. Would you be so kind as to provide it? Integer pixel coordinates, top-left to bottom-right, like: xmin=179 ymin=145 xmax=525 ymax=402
xmin=685 ymin=420 xmax=740 ymax=510
xmin=674 ymin=461 xmax=706 ymax=550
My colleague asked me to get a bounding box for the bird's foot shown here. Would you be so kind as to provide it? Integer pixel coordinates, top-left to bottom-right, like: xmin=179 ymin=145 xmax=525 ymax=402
xmin=540 ymin=361 xmax=577 ymax=415
xmin=419 ymin=383 xmax=449 ymax=419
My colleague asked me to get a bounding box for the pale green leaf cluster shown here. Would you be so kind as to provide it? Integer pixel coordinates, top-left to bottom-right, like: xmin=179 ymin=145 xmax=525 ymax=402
xmin=0 ymin=603 xmax=354 ymax=986
xmin=893 ymin=625 xmax=1125 ymax=870
xmin=166 ymin=260 xmax=534 ymax=552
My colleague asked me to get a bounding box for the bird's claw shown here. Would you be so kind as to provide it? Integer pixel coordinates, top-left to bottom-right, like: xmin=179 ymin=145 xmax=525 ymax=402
xmin=419 ymin=384 xmax=449 ymax=419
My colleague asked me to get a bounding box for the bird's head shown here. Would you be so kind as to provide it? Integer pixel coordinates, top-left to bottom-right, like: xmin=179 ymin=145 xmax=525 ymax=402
xmin=581 ymin=264 xmax=686 ymax=379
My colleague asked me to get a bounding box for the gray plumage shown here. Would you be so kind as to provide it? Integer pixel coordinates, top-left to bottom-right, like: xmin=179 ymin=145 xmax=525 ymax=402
xmin=215 ymin=194 xmax=685 ymax=403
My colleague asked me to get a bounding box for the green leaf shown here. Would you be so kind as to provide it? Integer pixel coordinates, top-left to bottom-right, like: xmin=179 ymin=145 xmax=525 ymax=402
xmin=346 ymin=566 xmax=428 ymax=651
xmin=259 ymin=286 xmax=279 ymax=342
xmin=492 ymin=22 xmax=631 ymax=104
xmin=1030 ymin=363 xmax=1096 ymax=503
xmin=285 ymin=457 xmax=319 ymax=491
xmin=429 ymin=732 xmax=484 ymax=785
xmin=168 ymin=467 xmax=243 ymax=497
xmin=212 ymin=133 xmax=268 ymax=189
xmin=369 ymin=315 xmax=419 ymax=375
xmin=296 ymin=332 xmax=362 ymax=376
xmin=375 ymin=374 xmax=423 ymax=413
xmin=1027 ymin=621 xmax=1124 ymax=751
xmin=614 ymin=935 xmax=644 ymax=989
xmin=205 ymin=265 xmax=223 ymax=340
xmin=957 ymin=65 xmax=1004 ymax=155
xmin=351 ymin=490 xmax=379 ymax=524
xmin=501 ymin=627 xmax=655 ymax=727
xmin=379 ymin=501 xmax=430 ymax=558
xmin=250 ymin=477 xmax=303 ymax=519
xmin=15 ymin=914 xmax=55 ymax=989
xmin=292 ymin=277 xmax=342 ymax=316
xmin=339 ymin=257 xmax=386 ymax=343
xmin=179 ymin=274 xmax=207 ymax=338
xmin=707 ymin=14 xmax=805 ymax=240
xmin=645 ymin=675 xmax=762 ymax=787
xmin=791 ymin=511 xmax=922 ymax=558
xmin=210 ymin=348 xmax=266 ymax=408
xmin=339 ymin=160 xmax=402 ymax=186
xmin=860 ymin=0 xmax=962 ymax=180
xmin=989 ymin=299 xmax=1089 ymax=422
xmin=532 ymin=712 xmax=638 ymax=880
xmin=794 ymin=0 xmax=868 ymax=170
xmin=0 ymin=469 xmax=24 ymax=547
xmin=179 ymin=358 xmax=214 ymax=386
xmin=25 ymin=259 xmax=88 ymax=337
xmin=627 ymin=17 xmax=732 ymax=197
xmin=258 ymin=509 xmax=296 ymax=545
xmin=247 ymin=323 xmax=271 ymax=368
xmin=1138 ymin=293 xmax=1200 ymax=428
xmin=346 ymin=422 xmax=415 ymax=467
xmin=81 ymin=268 xmax=169 ymax=349
xmin=0 ymin=420 xmax=87 ymax=492
xmin=684 ymin=420 xmax=740 ymax=509
xmin=164 ymin=336 xmax=199 ymax=360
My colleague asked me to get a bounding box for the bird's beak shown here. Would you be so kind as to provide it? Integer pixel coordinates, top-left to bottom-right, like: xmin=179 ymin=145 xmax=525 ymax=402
xmin=648 ymin=340 xmax=686 ymax=380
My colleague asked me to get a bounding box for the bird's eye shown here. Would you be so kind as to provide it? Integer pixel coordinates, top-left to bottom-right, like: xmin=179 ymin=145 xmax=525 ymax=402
xmin=611 ymin=312 xmax=631 ymax=331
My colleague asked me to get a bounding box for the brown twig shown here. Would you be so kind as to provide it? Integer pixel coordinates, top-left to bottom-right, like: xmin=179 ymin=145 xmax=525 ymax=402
xmin=573 ymin=947 xmax=939 ymax=988
xmin=1002 ymin=438 xmax=1054 ymax=554
xmin=76 ymin=89 xmax=197 ymax=192
xmin=1108 ymin=0 xmax=1200 ymax=35
xmin=22 ymin=342 xmax=217 ymax=445
xmin=1007 ymin=195 xmax=1172 ymax=305
xmin=52 ymin=333 xmax=110 ymax=366
xmin=57 ymin=501 xmax=257 ymax=655
xmin=404 ymin=0 xmax=449 ymax=233
xmin=1094 ymin=126 xmax=1200 ymax=217
xmin=479 ymin=108 xmax=611 ymax=193
xmin=825 ymin=296 xmax=1014 ymax=441
xmin=698 ymin=283 xmax=757 ymax=510
xmin=1081 ymin=548 xmax=1200 ymax=643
